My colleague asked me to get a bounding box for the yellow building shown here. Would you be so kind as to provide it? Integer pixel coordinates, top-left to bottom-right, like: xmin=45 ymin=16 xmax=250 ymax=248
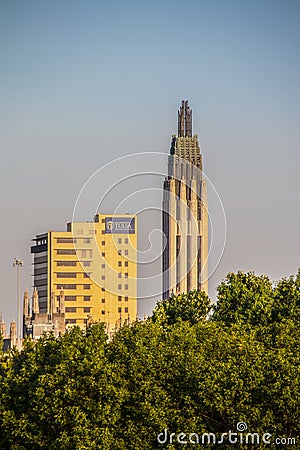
xmin=31 ymin=214 xmax=137 ymax=334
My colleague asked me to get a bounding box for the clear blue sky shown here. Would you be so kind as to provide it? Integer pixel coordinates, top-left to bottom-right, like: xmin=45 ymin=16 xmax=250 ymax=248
xmin=0 ymin=0 xmax=299 ymax=325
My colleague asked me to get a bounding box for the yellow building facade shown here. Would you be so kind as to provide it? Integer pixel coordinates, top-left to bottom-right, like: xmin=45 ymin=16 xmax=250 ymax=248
xmin=31 ymin=214 xmax=137 ymax=334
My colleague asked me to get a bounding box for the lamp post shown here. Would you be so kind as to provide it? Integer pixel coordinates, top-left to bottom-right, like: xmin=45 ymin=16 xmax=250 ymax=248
xmin=13 ymin=258 xmax=23 ymax=350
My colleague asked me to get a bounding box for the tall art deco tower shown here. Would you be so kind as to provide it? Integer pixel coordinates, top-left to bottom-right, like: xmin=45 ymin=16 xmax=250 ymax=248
xmin=162 ymin=100 xmax=208 ymax=299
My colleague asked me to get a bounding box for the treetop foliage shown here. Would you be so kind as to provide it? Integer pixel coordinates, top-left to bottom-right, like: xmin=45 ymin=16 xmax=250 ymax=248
xmin=151 ymin=289 xmax=211 ymax=326
xmin=1 ymin=270 xmax=300 ymax=449
xmin=213 ymin=270 xmax=300 ymax=328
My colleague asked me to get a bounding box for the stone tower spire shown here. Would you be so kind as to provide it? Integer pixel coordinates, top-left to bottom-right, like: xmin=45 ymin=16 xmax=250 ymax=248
xmin=23 ymin=289 xmax=30 ymax=318
xmin=59 ymin=288 xmax=65 ymax=314
xmin=163 ymin=100 xmax=208 ymax=299
xmin=32 ymin=287 xmax=39 ymax=315
xmin=50 ymin=290 xmax=56 ymax=317
xmin=10 ymin=321 xmax=16 ymax=347
xmin=178 ymin=100 xmax=192 ymax=137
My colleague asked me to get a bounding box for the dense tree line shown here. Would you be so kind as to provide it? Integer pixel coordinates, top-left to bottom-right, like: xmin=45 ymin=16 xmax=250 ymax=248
xmin=0 ymin=271 xmax=300 ymax=449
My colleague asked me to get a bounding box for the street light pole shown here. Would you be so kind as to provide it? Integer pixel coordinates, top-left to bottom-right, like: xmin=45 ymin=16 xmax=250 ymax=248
xmin=13 ymin=258 xmax=23 ymax=350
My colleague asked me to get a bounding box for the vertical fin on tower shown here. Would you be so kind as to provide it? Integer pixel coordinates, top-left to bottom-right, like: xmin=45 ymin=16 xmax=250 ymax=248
xmin=185 ymin=100 xmax=192 ymax=137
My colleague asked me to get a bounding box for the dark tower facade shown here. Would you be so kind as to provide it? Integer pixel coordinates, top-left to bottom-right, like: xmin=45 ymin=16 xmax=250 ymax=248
xmin=162 ymin=100 xmax=208 ymax=299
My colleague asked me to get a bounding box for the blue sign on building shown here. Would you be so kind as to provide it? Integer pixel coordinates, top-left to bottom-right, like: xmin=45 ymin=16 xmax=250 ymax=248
xmin=105 ymin=217 xmax=135 ymax=234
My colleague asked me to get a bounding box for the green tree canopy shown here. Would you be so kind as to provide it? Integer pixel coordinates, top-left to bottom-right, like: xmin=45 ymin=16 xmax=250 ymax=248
xmin=151 ymin=289 xmax=211 ymax=326
xmin=212 ymin=271 xmax=274 ymax=327
xmin=0 ymin=270 xmax=299 ymax=449
xmin=0 ymin=324 xmax=123 ymax=449
xmin=272 ymin=269 xmax=300 ymax=322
